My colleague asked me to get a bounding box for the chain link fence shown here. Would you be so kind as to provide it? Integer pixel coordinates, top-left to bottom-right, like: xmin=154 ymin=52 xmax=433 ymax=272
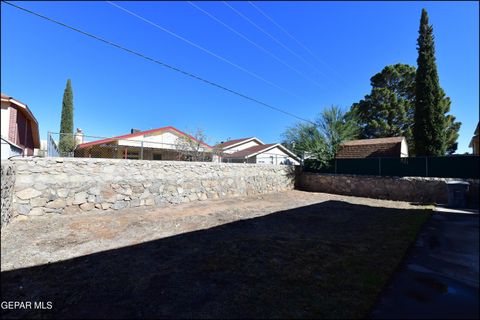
xmin=47 ymin=132 xmax=214 ymax=161
xmin=46 ymin=132 xmax=296 ymax=164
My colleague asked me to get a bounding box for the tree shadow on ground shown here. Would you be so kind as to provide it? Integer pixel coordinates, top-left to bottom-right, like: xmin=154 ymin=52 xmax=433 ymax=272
xmin=1 ymin=201 xmax=430 ymax=319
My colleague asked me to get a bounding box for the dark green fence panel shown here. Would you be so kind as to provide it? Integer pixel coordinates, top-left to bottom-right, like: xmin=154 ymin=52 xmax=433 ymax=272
xmin=427 ymin=156 xmax=479 ymax=179
xmin=336 ymin=158 xmax=379 ymax=175
xmin=303 ymin=159 xmax=335 ymax=173
xmin=303 ymin=156 xmax=479 ymax=179
xmin=380 ymin=157 xmax=427 ymax=177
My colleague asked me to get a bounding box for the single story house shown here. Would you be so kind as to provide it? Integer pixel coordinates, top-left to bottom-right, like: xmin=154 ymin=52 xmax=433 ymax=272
xmin=469 ymin=122 xmax=479 ymax=155
xmin=336 ymin=136 xmax=408 ymax=158
xmin=75 ymin=126 xmax=212 ymax=160
xmin=1 ymin=93 xmax=40 ymax=159
xmin=215 ymin=137 xmax=300 ymax=165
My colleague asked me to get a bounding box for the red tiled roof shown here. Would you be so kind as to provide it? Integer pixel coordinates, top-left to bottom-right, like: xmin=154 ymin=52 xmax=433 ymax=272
xmin=76 ymin=126 xmax=212 ymax=149
xmin=340 ymin=137 xmax=404 ymax=146
xmin=216 ymin=137 xmax=255 ymax=149
xmin=336 ymin=137 xmax=405 ymax=158
xmin=223 ymin=144 xmax=277 ymax=158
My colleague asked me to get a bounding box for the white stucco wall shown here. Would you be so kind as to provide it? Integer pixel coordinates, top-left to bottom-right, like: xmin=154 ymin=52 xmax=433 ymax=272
xmin=400 ymin=139 xmax=409 ymax=157
xmin=223 ymin=140 xmax=262 ymax=154
xmin=254 ymin=146 xmax=300 ymax=165
xmin=118 ymin=131 xmax=209 ymax=152
xmin=1 ymin=104 xmax=11 ymax=140
xmin=1 ymin=138 xmax=22 ymax=159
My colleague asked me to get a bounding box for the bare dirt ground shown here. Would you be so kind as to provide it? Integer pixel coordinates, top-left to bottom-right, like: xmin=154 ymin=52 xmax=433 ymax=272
xmin=1 ymin=190 xmax=431 ymax=319
xmin=2 ymin=190 xmax=424 ymax=271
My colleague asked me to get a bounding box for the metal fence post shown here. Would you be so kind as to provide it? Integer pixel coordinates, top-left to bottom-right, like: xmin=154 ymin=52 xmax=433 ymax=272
xmin=47 ymin=132 xmax=51 ymax=157
xmin=140 ymin=141 xmax=144 ymax=160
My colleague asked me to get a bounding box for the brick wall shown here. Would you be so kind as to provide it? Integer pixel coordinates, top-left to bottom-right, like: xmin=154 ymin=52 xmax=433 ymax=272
xmin=8 ymin=106 xmax=17 ymax=144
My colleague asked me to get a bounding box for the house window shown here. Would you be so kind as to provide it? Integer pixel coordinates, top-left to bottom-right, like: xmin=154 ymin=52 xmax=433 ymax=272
xmin=153 ymin=153 xmax=162 ymax=161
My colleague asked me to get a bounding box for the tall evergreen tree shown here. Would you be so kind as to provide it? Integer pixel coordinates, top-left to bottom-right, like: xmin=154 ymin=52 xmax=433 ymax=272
xmin=58 ymin=79 xmax=74 ymax=155
xmin=349 ymin=63 xmax=461 ymax=156
xmin=413 ymin=9 xmax=446 ymax=156
xmin=349 ymin=64 xmax=416 ymax=153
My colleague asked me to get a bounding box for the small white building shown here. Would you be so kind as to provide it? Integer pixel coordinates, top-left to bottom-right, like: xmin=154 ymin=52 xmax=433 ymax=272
xmin=216 ymin=137 xmax=300 ymax=165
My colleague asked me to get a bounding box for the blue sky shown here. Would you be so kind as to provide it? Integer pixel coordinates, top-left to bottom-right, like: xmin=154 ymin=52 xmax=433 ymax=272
xmin=1 ymin=1 xmax=478 ymax=152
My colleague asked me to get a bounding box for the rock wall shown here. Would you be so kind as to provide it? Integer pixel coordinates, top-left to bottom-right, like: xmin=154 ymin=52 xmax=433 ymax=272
xmin=299 ymin=172 xmax=479 ymax=205
xmin=10 ymin=158 xmax=296 ymax=216
xmin=1 ymin=161 xmax=16 ymax=228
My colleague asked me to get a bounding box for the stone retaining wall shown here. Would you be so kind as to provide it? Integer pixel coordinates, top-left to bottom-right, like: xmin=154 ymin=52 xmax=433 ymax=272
xmin=298 ymin=172 xmax=479 ymax=205
xmin=1 ymin=162 xmax=16 ymax=228
xmin=9 ymin=158 xmax=296 ymax=216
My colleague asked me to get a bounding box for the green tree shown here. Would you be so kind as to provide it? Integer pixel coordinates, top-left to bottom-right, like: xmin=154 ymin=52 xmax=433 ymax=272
xmin=282 ymin=106 xmax=358 ymax=165
xmin=58 ymin=79 xmax=75 ymax=155
xmin=349 ymin=64 xmax=416 ymax=153
xmin=413 ymin=9 xmax=446 ymax=156
xmin=282 ymin=123 xmax=329 ymax=166
xmin=349 ymin=63 xmax=461 ymax=155
xmin=316 ymin=106 xmax=360 ymax=158
xmin=440 ymin=89 xmax=461 ymax=155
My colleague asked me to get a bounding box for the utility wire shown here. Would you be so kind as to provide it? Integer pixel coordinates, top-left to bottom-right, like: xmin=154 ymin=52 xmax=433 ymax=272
xmin=187 ymin=1 xmax=324 ymax=90
xmin=106 ymin=1 xmax=299 ymax=99
xmin=223 ymin=1 xmax=330 ymax=82
xmin=248 ymin=1 xmax=345 ymax=83
xmin=1 ymin=0 xmax=316 ymax=125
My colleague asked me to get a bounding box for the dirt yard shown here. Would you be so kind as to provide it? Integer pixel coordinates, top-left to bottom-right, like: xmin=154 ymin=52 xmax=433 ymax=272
xmin=1 ymin=190 xmax=431 ymax=319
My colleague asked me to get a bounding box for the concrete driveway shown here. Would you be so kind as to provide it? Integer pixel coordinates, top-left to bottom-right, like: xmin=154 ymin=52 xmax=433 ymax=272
xmin=372 ymin=208 xmax=479 ymax=319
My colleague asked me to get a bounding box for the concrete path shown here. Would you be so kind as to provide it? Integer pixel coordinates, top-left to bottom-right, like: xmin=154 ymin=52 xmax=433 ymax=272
xmin=371 ymin=209 xmax=479 ymax=319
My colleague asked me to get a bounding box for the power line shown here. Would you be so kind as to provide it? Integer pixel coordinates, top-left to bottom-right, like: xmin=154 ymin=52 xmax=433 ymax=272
xmin=223 ymin=1 xmax=330 ymax=82
xmin=106 ymin=0 xmax=299 ymax=99
xmin=187 ymin=1 xmax=324 ymax=90
xmin=1 ymin=0 xmax=316 ymax=125
xmin=248 ymin=1 xmax=345 ymax=84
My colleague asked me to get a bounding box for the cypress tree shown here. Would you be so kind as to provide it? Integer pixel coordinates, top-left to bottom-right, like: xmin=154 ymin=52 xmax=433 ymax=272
xmin=413 ymin=9 xmax=446 ymax=156
xmin=58 ymin=79 xmax=74 ymax=155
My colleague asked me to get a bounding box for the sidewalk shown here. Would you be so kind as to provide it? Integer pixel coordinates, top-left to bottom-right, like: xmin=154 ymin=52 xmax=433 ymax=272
xmin=371 ymin=208 xmax=479 ymax=319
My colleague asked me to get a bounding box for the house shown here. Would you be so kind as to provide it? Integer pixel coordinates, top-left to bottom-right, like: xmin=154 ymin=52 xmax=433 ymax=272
xmin=215 ymin=137 xmax=300 ymax=165
xmin=469 ymin=122 xmax=479 ymax=155
xmin=1 ymin=93 xmax=40 ymax=159
xmin=336 ymin=136 xmax=408 ymax=159
xmin=74 ymin=126 xmax=212 ymax=160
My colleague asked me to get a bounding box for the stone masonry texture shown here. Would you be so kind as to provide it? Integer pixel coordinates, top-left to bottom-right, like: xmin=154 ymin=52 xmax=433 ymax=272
xmin=299 ymin=172 xmax=479 ymax=205
xmin=8 ymin=158 xmax=296 ymax=217
xmin=1 ymin=161 xmax=16 ymax=228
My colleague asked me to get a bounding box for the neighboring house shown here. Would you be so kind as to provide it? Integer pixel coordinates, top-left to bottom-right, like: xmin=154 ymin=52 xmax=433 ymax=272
xmin=215 ymin=137 xmax=300 ymax=165
xmin=469 ymin=122 xmax=479 ymax=155
xmin=1 ymin=93 xmax=40 ymax=159
xmin=336 ymin=137 xmax=408 ymax=159
xmin=33 ymin=139 xmax=48 ymax=157
xmin=75 ymin=126 xmax=212 ymax=160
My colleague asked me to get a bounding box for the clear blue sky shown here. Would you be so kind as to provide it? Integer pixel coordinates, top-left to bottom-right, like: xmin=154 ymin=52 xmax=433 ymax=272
xmin=1 ymin=1 xmax=478 ymax=152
